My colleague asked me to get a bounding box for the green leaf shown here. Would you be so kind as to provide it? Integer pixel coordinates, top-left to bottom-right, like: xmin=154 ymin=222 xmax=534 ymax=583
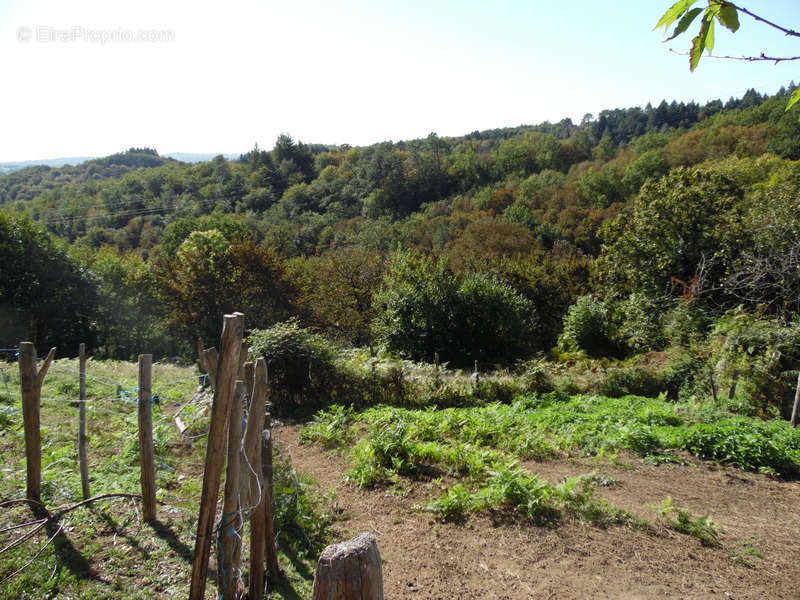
xmin=787 ymin=87 xmax=800 ymax=111
xmin=689 ymin=16 xmax=712 ymax=71
xmin=655 ymin=0 xmax=698 ymax=32
xmin=666 ymin=7 xmax=703 ymax=41
xmin=716 ymin=4 xmax=740 ymax=32
xmin=706 ymin=15 xmax=715 ymax=52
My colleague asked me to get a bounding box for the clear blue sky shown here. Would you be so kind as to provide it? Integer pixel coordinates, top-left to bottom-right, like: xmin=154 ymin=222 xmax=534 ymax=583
xmin=1 ymin=0 xmax=798 ymax=161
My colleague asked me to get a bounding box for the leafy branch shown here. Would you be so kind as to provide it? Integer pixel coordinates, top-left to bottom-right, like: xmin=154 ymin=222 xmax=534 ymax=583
xmin=655 ymin=0 xmax=800 ymax=110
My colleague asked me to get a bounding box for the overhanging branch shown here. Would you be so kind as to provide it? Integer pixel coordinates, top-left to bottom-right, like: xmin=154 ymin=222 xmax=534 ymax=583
xmin=725 ymin=2 xmax=800 ymax=39
xmin=669 ymin=48 xmax=800 ymax=64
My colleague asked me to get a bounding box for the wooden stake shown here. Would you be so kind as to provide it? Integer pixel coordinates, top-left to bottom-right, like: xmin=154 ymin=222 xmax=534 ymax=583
xmin=204 ymin=347 xmax=219 ymax=392
xmin=78 ymin=343 xmax=90 ymax=501
xmin=263 ymin=399 xmax=279 ymax=581
xmin=708 ymin=367 xmax=718 ymax=404
xmin=245 ymin=359 xmax=267 ymax=600
xmin=238 ymin=341 xmax=249 ymax=378
xmin=239 ymin=362 xmax=256 ymax=510
xmin=219 ymin=379 xmax=245 ymax=600
xmin=19 ymin=343 xmax=55 ymax=504
xmin=197 ymin=338 xmax=206 ymax=374
xmin=189 ymin=313 xmax=244 ymax=600
xmin=138 ymin=354 xmax=156 ymax=523
xmin=790 ymin=369 xmax=800 ymax=428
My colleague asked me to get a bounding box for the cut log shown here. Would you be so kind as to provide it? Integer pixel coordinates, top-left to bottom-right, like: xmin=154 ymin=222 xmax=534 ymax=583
xmin=311 ymin=533 xmax=383 ymax=600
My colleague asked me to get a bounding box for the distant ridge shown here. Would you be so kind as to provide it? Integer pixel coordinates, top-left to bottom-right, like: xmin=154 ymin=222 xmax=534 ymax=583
xmin=0 ymin=157 xmax=96 ymax=174
xmin=0 ymin=152 xmax=240 ymax=174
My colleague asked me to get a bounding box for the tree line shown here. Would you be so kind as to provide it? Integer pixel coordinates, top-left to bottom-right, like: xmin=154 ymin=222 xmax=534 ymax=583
xmin=1 ymin=86 xmax=799 ymax=373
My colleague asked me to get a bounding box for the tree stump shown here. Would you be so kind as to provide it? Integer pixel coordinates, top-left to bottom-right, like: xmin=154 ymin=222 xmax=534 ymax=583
xmin=311 ymin=533 xmax=384 ymax=600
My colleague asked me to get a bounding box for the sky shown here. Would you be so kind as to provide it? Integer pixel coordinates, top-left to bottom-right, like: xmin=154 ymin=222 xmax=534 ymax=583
xmin=0 ymin=0 xmax=798 ymax=162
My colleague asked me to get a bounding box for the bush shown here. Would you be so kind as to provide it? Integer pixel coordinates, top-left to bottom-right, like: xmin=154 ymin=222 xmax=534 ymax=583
xmin=373 ymin=250 xmax=538 ymax=366
xmin=616 ymin=293 xmax=666 ymax=354
xmin=558 ymin=295 xmax=620 ymax=358
xmin=248 ymin=319 xmax=340 ymax=414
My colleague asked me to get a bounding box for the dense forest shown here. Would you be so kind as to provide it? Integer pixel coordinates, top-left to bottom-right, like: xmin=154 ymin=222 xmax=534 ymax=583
xmin=2 ymin=85 xmax=800 ymax=417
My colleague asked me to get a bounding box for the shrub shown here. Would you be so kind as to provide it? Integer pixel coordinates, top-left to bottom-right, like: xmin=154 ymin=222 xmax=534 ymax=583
xmin=373 ymin=250 xmax=538 ymax=366
xmin=616 ymin=293 xmax=666 ymax=353
xmin=558 ymin=295 xmax=620 ymax=358
xmin=248 ymin=319 xmax=340 ymax=414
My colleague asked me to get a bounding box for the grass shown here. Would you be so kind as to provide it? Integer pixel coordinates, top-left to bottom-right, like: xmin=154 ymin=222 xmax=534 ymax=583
xmin=0 ymin=356 xmax=332 ymax=599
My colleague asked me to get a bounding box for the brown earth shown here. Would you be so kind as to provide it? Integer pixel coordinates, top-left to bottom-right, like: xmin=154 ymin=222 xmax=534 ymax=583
xmin=275 ymin=423 xmax=800 ymax=600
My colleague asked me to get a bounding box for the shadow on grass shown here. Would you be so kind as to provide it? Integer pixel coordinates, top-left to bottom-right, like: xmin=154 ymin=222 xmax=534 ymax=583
xmin=150 ymin=519 xmax=194 ymax=564
xmin=270 ymin=576 xmax=305 ymax=600
xmin=93 ymin=508 xmax=149 ymax=560
xmin=281 ymin=544 xmax=315 ymax=581
xmin=44 ymin=518 xmax=106 ymax=584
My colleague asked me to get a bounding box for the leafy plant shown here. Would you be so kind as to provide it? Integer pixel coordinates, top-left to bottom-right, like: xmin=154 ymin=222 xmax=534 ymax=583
xmin=660 ymin=497 xmax=721 ymax=547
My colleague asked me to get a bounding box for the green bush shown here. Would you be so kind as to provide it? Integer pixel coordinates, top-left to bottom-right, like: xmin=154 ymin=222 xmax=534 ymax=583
xmin=558 ymin=295 xmax=620 ymax=358
xmin=616 ymin=293 xmax=666 ymax=353
xmin=373 ymin=250 xmax=538 ymax=366
xmin=248 ymin=319 xmax=340 ymax=414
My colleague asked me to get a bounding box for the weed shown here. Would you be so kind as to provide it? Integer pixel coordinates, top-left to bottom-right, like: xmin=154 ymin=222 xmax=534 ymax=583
xmin=660 ymin=497 xmax=721 ymax=547
xmin=299 ymin=404 xmax=358 ymax=449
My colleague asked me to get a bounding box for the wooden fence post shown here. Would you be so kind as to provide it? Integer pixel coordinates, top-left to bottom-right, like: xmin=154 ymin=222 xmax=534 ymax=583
xmin=790 ymin=369 xmax=800 ymax=428
xmin=239 ymin=361 xmax=256 ymax=511
xmin=189 ymin=313 xmax=244 ymax=600
xmin=263 ymin=399 xmax=280 ymax=581
xmin=218 ymin=379 xmax=245 ymax=600
xmin=197 ymin=338 xmax=206 ymax=375
xmin=233 ymin=346 xmax=251 ymax=572
xmin=78 ymin=343 xmax=91 ymax=500
xmin=245 ymin=358 xmax=268 ymax=600
xmin=19 ymin=342 xmax=55 ymax=504
xmin=138 ymin=354 xmax=156 ymax=523
xmin=204 ymin=347 xmax=219 ymax=392
xmin=311 ymin=533 xmax=384 ymax=600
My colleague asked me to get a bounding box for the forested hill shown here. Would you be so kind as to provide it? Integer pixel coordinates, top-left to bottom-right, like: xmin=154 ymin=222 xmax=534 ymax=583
xmin=2 ymin=86 xmax=800 ymax=389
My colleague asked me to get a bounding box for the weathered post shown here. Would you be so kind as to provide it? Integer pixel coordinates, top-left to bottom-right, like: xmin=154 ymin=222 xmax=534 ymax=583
xmin=311 ymin=533 xmax=384 ymax=600
xmin=19 ymin=342 xmax=55 ymax=504
xmin=790 ymin=369 xmax=800 ymax=428
xmin=78 ymin=343 xmax=91 ymax=500
xmin=189 ymin=313 xmax=244 ymax=600
xmin=263 ymin=400 xmax=280 ymax=581
xmin=197 ymin=337 xmax=206 ymax=374
xmin=204 ymin=347 xmax=219 ymax=392
xmin=218 ymin=379 xmax=245 ymax=599
xmin=138 ymin=354 xmax=156 ymax=523
xmin=245 ymin=358 xmax=268 ymax=600
xmin=233 ymin=345 xmax=251 ymax=572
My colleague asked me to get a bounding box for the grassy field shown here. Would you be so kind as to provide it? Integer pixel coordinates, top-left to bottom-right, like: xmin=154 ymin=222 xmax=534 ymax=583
xmin=0 ymin=356 xmax=330 ymax=600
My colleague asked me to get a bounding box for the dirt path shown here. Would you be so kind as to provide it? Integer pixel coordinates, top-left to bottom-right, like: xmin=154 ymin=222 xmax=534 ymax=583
xmin=275 ymin=423 xmax=800 ymax=599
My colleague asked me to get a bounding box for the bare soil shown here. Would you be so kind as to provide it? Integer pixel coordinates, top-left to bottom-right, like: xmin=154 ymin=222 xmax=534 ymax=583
xmin=275 ymin=423 xmax=800 ymax=600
